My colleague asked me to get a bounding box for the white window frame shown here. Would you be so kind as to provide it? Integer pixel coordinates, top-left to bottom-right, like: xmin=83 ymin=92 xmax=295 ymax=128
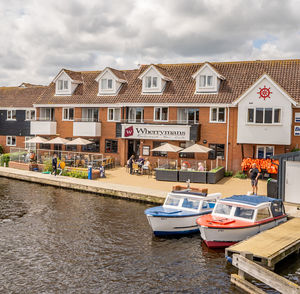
xmin=154 ymin=107 xmax=169 ymax=122
xmin=7 ymin=109 xmax=17 ymax=121
xmin=128 ymin=107 xmax=144 ymax=123
xmin=25 ymin=109 xmax=36 ymax=121
xmin=107 ymin=108 xmax=121 ymax=122
xmin=25 ymin=136 xmax=36 ymax=150
xmin=6 ymin=136 xmax=16 ymax=146
xmin=177 ymin=108 xmax=199 ymax=124
xmin=62 ymin=108 xmax=74 ymax=121
xmin=57 ymin=79 xmax=69 ymax=91
xmin=256 ymin=146 xmax=274 ymax=159
xmin=101 ymin=78 xmax=113 ymax=90
xmin=145 ymin=76 xmax=158 ymax=89
xmin=246 ymin=107 xmax=282 ymax=125
xmin=209 ymin=107 xmax=226 ymax=123
xmin=199 ymin=75 xmax=214 ymax=87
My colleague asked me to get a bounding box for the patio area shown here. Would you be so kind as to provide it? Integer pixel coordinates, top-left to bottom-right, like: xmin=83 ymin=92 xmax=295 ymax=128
xmin=99 ymin=166 xmax=268 ymax=197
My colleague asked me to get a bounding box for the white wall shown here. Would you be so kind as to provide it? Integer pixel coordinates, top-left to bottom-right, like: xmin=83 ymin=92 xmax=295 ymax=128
xmin=142 ymin=67 xmax=163 ymax=93
xmin=30 ymin=121 xmax=57 ymax=135
xmin=237 ymin=77 xmax=292 ymax=145
xmin=98 ymin=71 xmax=118 ymax=95
xmin=55 ymin=72 xmax=72 ymax=95
xmin=195 ymin=66 xmax=218 ymax=93
xmin=73 ymin=122 xmax=101 ymax=137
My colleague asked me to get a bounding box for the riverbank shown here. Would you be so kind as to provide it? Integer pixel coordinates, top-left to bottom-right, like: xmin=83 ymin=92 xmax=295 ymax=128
xmin=0 ymin=166 xmax=299 ymax=217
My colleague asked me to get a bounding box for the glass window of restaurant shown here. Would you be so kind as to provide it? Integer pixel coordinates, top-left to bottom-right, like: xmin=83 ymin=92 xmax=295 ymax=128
xmin=152 ymin=141 xmax=167 ymax=157
xmin=208 ymin=144 xmax=225 ymax=160
xmin=105 ymin=140 xmax=118 ymax=153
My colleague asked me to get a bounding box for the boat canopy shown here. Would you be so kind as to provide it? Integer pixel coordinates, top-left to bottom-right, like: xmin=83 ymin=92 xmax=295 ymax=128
xmin=221 ymin=195 xmax=281 ymax=207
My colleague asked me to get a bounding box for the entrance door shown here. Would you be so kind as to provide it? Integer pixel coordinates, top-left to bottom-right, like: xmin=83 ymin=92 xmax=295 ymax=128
xmin=128 ymin=140 xmax=140 ymax=159
xmin=285 ymin=161 xmax=300 ymax=204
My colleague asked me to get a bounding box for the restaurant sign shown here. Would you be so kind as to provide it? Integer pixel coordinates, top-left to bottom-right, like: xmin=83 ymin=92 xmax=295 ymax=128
xmin=121 ymin=124 xmax=190 ymax=141
xmin=295 ymin=126 xmax=300 ymax=136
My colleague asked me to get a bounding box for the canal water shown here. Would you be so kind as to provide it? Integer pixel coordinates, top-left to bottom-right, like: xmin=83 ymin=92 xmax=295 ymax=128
xmin=0 ymin=178 xmax=299 ymax=293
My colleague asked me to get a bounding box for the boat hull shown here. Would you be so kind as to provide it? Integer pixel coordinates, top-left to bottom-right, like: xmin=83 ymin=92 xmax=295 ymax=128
xmin=199 ymin=216 xmax=287 ymax=248
xmin=146 ymin=214 xmax=202 ymax=236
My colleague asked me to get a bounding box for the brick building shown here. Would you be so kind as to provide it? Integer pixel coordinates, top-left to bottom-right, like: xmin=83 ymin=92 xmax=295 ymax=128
xmin=1 ymin=60 xmax=300 ymax=171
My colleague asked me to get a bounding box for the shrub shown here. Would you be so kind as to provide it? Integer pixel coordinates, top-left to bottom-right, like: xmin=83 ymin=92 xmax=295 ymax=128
xmin=209 ymin=166 xmax=224 ymax=173
xmin=0 ymin=154 xmax=10 ymax=166
xmin=0 ymin=145 xmax=4 ymax=154
xmin=291 ymin=147 xmax=300 ymax=152
xmin=233 ymin=171 xmax=248 ymax=179
xmin=224 ymin=171 xmax=233 ymax=177
xmin=43 ymin=159 xmax=53 ymax=173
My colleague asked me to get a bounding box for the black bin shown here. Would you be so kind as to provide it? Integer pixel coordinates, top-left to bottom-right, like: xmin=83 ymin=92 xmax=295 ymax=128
xmin=267 ymin=179 xmax=278 ymax=198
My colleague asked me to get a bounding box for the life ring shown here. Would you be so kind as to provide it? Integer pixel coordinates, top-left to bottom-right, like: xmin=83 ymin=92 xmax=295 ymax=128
xmin=182 ymin=161 xmax=191 ymax=168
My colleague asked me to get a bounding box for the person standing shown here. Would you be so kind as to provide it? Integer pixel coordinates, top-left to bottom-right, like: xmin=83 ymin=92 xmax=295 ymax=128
xmin=249 ymin=163 xmax=260 ymax=195
xmin=128 ymin=155 xmax=135 ymax=175
xmin=52 ymin=153 xmax=58 ymax=176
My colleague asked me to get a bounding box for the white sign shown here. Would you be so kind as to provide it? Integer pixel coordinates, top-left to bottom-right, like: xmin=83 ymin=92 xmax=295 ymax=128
xmin=295 ymin=112 xmax=300 ymax=123
xmin=121 ymin=124 xmax=190 ymax=141
xmin=295 ymin=126 xmax=300 ymax=136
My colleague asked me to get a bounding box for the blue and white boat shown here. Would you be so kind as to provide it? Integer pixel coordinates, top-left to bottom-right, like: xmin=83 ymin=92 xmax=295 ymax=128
xmin=144 ymin=191 xmax=221 ymax=236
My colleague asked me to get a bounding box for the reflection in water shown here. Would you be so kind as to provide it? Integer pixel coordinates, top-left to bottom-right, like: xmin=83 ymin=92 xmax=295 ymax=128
xmin=0 ymin=178 xmax=298 ymax=293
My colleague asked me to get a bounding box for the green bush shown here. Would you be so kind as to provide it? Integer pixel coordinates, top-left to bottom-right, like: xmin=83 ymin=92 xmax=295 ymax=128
xmin=0 ymin=154 xmax=10 ymax=166
xmin=291 ymin=147 xmax=300 ymax=152
xmin=63 ymin=170 xmax=88 ymax=179
xmin=233 ymin=171 xmax=248 ymax=179
xmin=209 ymin=166 xmax=224 ymax=173
xmin=224 ymin=171 xmax=233 ymax=177
xmin=43 ymin=159 xmax=53 ymax=173
xmin=0 ymin=145 xmax=4 ymax=154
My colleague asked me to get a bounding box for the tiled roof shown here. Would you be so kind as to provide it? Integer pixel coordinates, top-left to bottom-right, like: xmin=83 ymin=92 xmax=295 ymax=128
xmin=64 ymin=69 xmax=83 ymax=82
xmin=35 ymin=59 xmax=300 ymax=105
xmin=107 ymin=67 xmax=127 ymax=81
xmin=0 ymin=85 xmax=47 ymax=108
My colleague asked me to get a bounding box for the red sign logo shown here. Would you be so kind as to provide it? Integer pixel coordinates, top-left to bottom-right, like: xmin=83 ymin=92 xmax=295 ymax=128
xmin=124 ymin=126 xmax=134 ymax=137
xmin=257 ymin=86 xmax=272 ymax=100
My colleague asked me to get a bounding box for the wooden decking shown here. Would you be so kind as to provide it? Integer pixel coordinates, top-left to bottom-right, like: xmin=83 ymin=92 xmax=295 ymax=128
xmin=226 ymin=217 xmax=300 ymax=269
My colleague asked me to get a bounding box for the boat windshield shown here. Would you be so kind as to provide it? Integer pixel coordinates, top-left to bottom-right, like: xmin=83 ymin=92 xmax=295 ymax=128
xmin=182 ymin=198 xmax=201 ymax=210
xmin=214 ymin=203 xmax=232 ymax=215
xmin=234 ymin=207 xmax=254 ymax=220
xmin=164 ymin=196 xmax=181 ymax=207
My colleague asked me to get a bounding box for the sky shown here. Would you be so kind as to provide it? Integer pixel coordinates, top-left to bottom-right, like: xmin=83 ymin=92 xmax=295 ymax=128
xmin=1 ymin=0 xmax=300 ymax=86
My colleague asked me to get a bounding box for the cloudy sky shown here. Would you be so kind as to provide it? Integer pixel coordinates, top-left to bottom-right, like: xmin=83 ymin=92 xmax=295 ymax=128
xmin=1 ymin=0 xmax=300 ymax=86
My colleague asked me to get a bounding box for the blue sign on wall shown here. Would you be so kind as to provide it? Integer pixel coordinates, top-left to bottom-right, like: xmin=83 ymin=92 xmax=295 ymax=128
xmin=295 ymin=126 xmax=300 ymax=136
xmin=295 ymin=112 xmax=300 ymax=123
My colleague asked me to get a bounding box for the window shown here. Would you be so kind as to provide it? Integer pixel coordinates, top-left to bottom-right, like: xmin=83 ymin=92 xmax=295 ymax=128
xmin=82 ymin=108 xmax=98 ymax=122
xmin=145 ymin=76 xmax=158 ymax=88
xmin=152 ymin=141 xmax=167 ymax=157
xmin=179 ymin=142 xmax=194 ymax=159
xmin=165 ymin=195 xmax=181 ymax=207
xmin=128 ymin=107 xmax=144 ymax=123
xmin=7 ymin=110 xmax=16 ymax=120
xmin=199 ymin=75 xmax=213 ymax=87
xmin=6 ymin=136 xmax=16 ymax=146
xmin=82 ymin=139 xmax=99 ymax=152
xmin=25 ymin=137 xmax=36 ymax=150
xmin=154 ymin=107 xmax=168 ymax=121
xmin=234 ymin=207 xmax=254 ymax=220
xmin=107 ymin=108 xmax=121 ymax=122
xmin=208 ymin=144 xmax=225 ymax=160
xmin=247 ymin=108 xmax=281 ymax=124
xmin=182 ymin=198 xmax=201 ymax=210
xmin=101 ymin=79 xmax=113 ymax=90
xmin=63 ymin=108 xmax=74 ymax=121
xmin=210 ymin=107 xmax=225 ymax=123
xmin=105 ymin=139 xmax=118 ymax=153
xmin=177 ymin=108 xmax=199 ymax=124
xmin=58 ymin=79 xmax=68 ymax=90
xmin=256 ymin=207 xmax=271 ymax=221
xmin=40 ymin=108 xmax=54 ymax=121
xmin=257 ymin=146 xmax=274 ymax=159
xmin=25 ymin=110 xmax=36 ymax=121
xmin=214 ymin=203 xmax=232 ymax=215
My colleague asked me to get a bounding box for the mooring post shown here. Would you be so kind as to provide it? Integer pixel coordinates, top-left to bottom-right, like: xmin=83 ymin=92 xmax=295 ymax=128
xmin=238 ymin=252 xmax=253 ymax=280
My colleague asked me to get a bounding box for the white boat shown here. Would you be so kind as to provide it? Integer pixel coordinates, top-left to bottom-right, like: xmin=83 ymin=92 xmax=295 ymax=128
xmin=144 ymin=191 xmax=221 ymax=236
xmin=196 ymin=195 xmax=287 ymax=248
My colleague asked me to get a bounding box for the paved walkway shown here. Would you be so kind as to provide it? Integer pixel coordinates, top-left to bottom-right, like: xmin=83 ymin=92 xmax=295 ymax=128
xmin=0 ymin=167 xmax=166 ymax=204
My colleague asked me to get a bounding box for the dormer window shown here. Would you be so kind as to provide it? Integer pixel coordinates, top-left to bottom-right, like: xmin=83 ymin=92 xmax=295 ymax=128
xmin=145 ymin=76 xmax=158 ymax=88
xmin=101 ymin=79 xmax=113 ymax=90
xmin=199 ymin=75 xmax=213 ymax=87
xmin=58 ymin=79 xmax=69 ymax=90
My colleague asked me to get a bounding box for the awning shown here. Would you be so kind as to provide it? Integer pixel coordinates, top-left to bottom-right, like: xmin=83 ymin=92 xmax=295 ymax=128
xmin=180 ymin=143 xmax=212 ymax=153
xmin=47 ymin=137 xmax=70 ymax=144
xmin=66 ymin=138 xmax=93 ymax=145
xmin=25 ymin=136 xmax=49 ymax=144
xmin=151 ymin=143 xmax=183 ymax=152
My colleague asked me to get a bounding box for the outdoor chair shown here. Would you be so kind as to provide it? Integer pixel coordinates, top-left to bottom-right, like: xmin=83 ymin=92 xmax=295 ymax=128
xmin=132 ymin=163 xmax=140 ymax=174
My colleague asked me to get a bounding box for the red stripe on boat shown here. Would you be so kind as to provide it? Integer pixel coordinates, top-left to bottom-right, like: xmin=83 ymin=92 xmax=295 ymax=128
xmin=203 ymin=240 xmax=237 ymax=248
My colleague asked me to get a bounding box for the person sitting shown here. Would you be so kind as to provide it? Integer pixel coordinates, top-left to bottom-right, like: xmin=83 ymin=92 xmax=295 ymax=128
xmin=181 ymin=162 xmax=188 ymax=170
xmin=197 ymin=162 xmax=204 ymax=171
xmin=142 ymin=158 xmax=151 ymax=173
xmin=136 ymin=155 xmax=145 ymax=166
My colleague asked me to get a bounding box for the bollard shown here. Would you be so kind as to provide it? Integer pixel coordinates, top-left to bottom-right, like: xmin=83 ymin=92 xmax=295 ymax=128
xmin=88 ymin=165 xmax=92 ymax=180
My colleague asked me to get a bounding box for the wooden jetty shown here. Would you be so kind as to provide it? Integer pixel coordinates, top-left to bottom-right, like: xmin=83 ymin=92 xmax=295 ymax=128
xmin=226 ymin=217 xmax=300 ymax=270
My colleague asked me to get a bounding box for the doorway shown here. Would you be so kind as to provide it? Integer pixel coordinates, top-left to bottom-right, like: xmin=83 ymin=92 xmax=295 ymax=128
xmin=285 ymin=161 xmax=300 ymax=204
xmin=128 ymin=140 xmax=140 ymax=159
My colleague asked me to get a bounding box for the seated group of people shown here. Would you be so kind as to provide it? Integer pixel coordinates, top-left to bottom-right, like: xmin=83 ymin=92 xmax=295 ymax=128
xmin=127 ymin=155 xmax=151 ymax=174
xmin=181 ymin=162 xmax=205 ymax=171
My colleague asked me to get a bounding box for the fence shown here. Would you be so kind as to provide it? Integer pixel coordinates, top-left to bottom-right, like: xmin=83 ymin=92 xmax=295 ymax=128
xmin=9 ymin=148 xmax=105 ymax=169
